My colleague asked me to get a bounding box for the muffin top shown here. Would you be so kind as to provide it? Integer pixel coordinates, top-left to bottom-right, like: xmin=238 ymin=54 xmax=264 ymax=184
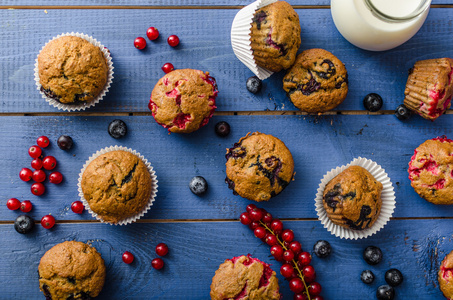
xmin=250 ymin=1 xmax=301 ymax=72
xmin=283 ymin=48 xmax=348 ymax=113
xmin=225 ymin=132 xmax=294 ymax=202
xmin=38 ymin=241 xmax=106 ymax=300
xmin=81 ymin=150 xmax=152 ymax=224
xmin=149 ymin=69 xmax=218 ymax=133
xmin=323 ymin=165 xmax=383 ymax=230
xmin=439 ymin=250 xmax=453 ymax=299
xmin=408 ymin=136 xmax=453 ymax=204
xmin=38 ymin=36 xmax=109 ymax=104
xmin=210 ymin=255 xmax=281 ymax=300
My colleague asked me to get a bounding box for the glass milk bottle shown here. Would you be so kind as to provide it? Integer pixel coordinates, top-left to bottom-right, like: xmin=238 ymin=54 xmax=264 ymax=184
xmin=330 ymin=0 xmax=431 ymax=51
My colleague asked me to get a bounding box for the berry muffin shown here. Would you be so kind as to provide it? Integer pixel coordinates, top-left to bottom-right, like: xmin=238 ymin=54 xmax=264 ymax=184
xmin=38 ymin=241 xmax=106 ymax=300
xmin=404 ymin=58 xmax=453 ymax=120
xmin=250 ymin=1 xmax=301 ymax=72
xmin=38 ymin=36 xmax=109 ymax=105
xmin=210 ymin=255 xmax=281 ymax=300
xmin=408 ymin=136 xmax=453 ymax=204
xmin=81 ymin=150 xmax=152 ymax=224
xmin=323 ymin=166 xmax=383 ymax=230
xmin=283 ymin=48 xmax=348 ymax=113
xmin=149 ymin=69 xmax=218 ymax=133
xmin=439 ymin=250 xmax=453 ymax=299
xmin=225 ymin=132 xmax=294 ymax=202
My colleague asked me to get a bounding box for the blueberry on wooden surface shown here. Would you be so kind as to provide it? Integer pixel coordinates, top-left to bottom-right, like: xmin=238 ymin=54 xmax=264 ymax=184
xmin=363 ymin=246 xmax=383 ymax=265
xmin=313 ymin=240 xmax=331 ymax=258
xmin=214 ymin=121 xmax=230 ymax=137
xmin=361 ymin=270 xmax=375 ymax=284
xmin=363 ymin=93 xmax=383 ymax=112
xmin=376 ymin=285 xmax=395 ymax=300
xmin=189 ymin=176 xmax=208 ymax=195
xmin=246 ymin=76 xmax=262 ymax=94
xmin=108 ymin=119 xmax=128 ymax=139
xmin=57 ymin=135 xmax=73 ymax=150
xmin=385 ymin=269 xmax=403 ymax=287
xmin=14 ymin=215 xmax=35 ymax=234
xmin=395 ymin=104 xmax=411 ymax=120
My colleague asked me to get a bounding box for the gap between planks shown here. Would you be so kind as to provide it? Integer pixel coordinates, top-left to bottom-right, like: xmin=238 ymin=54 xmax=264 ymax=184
xmin=0 ymin=5 xmax=452 ymax=9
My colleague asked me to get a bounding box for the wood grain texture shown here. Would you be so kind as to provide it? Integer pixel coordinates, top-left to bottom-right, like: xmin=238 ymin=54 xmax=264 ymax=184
xmin=1 ymin=8 xmax=453 ymax=113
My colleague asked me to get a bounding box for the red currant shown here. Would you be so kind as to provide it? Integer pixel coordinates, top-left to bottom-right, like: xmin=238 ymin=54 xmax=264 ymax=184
xmin=309 ymin=282 xmax=322 ymax=296
xmin=37 ymin=136 xmax=50 ymax=148
xmin=262 ymin=212 xmax=273 ymax=223
xmin=155 ymin=243 xmax=169 ymax=256
xmin=146 ymin=27 xmax=159 ymax=40
xmin=6 ymin=198 xmax=20 ymax=210
xmin=270 ymin=219 xmax=283 ymax=233
xmin=19 ymin=168 xmax=33 ymax=182
xmin=303 ymin=265 xmax=316 ymax=283
xmin=31 ymin=182 xmax=45 ymax=196
xmin=42 ymin=156 xmax=57 ymax=170
xmin=246 ymin=204 xmax=257 ymax=213
xmin=249 ymin=208 xmax=263 ymax=221
xmin=28 ymin=145 xmax=42 ymax=159
xmin=151 ymin=258 xmax=164 ymax=270
xmin=297 ymin=252 xmax=312 ymax=267
xmin=20 ymin=200 xmax=32 ymax=213
xmin=49 ymin=172 xmax=63 ymax=184
xmin=122 ymin=251 xmax=134 ymax=264
xmin=249 ymin=221 xmax=260 ymax=230
xmin=265 ymin=234 xmax=278 ymax=246
xmin=32 ymin=169 xmax=46 ymax=183
xmin=312 ymin=296 xmax=324 ymax=300
xmin=71 ymin=201 xmax=84 ymax=214
xmin=167 ymin=35 xmax=180 ymax=47
xmin=294 ymin=294 xmax=309 ymax=300
xmin=240 ymin=212 xmax=252 ymax=225
xmin=282 ymin=229 xmax=295 ymax=243
xmin=41 ymin=215 xmax=55 ymax=229
xmin=31 ymin=158 xmax=43 ymax=170
xmin=289 ymin=241 xmax=302 ymax=254
xmin=283 ymin=249 xmax=295 ymax=262
xmin=134 ymin=37 xmax=146 ymax=50
xmin=270 ymin=245 xmax=283 ymax=260
xmin=162 ymin=63 xmax=174 ymax=74
xmin=280 ymin=263 xmax=295 ymax=278
xmin=289 ymin=278 xmax=305 ymax=294
xmin=254 ymin=226 xmax=266 ymax=239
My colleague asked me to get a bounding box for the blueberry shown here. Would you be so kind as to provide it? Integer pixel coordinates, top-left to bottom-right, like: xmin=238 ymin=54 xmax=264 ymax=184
xmin=246 ymin=76 xmax=262 ymax=94
xmin=361 ymin=270 xmax=375 ymax=284
xmin=363 ymin=246 xmax=383 ymax=265
xmin=57 ymin=135 xmax=73 ymax=150
xmin=189 ymin=176 xmax=208 ymax=195
xmin=376 ymin=285 xmax=395 ymax=300
xmin=385 ymin=269 xmax=403 ymax=287
xmin=313 ymin=240 xmax=331 ymax=258
xmin=14 ymin=215 xmax=35 ymax=234
xmin=214 ymin=121 xmax=231 ymax=137
xmin=363 ymin=93 xmax=383 ymax=112
xmin=108 ymin=119 xmax=128 ymax=139
xmin=395 ymin=104 xmax=411 ymax=120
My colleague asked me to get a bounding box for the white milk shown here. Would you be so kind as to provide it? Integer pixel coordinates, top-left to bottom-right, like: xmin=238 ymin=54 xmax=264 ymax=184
xmin=331 ymin=0 xmax=431 ymax=51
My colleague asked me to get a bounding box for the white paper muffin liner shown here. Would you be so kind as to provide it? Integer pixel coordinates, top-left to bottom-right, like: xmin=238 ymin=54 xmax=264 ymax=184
xmin=77 ymin=146 xmax=158 ymax=226
xmin=315 ymin=157 xmax=396 ymax=240
xmin=231 ymin=0 xmax=277 ymax=80
xmin=34 ymin=32 xmax=114 ymax=111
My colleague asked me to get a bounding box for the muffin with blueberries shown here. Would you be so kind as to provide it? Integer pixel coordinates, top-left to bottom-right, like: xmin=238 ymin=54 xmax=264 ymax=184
xmin=210 ymin=255 xmax=281 ymax=300
xmin=149 ymin=69 xmax=218 ymax=133
xmin=38 ymin=241 xmax=106 ymax=300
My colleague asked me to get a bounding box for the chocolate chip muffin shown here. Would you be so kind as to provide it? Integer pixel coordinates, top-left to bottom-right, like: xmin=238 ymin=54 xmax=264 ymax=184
xmin=250 ymin=1 xmax=301 ymax=72
xmin=149 ymin=69 xmax=218 ymax=133
xmin=225 ymin=132 xmax=294 ymax=202
xmin=408 ymin=136 xmax=453 ymax=205
xmin=439 ymin=250 xmax=453 ymax=299
xmin=323 ymin=165 xmax=383 ymax=230
xmin=404 ymin=58 xmax=453 ymax=121
xmin=38 ymin=36 xmax=109 ymax=105
xmin=210 ymin=255 xmax=281 ymax=300
xmin=283 ymin=48 xmax=348 ymax=113
xmin=38 ymin=241 xmax=106 ymax=300
xmin=81 ymin=150 xmax=152 ymax=224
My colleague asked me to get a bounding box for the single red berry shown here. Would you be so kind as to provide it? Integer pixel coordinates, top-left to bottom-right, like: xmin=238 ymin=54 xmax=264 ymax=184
xmin=71 ymin=201 xmax=84 ymax=214
xmin=254 ymin=226 xmax=266 ymax=239
xmin=270 ymin=219 xmax=283 ymax=233
xmin=309 ymin=282 xmax=322 ymax=296
xmin=294 ymin=294 xmax=309 ymax=300
xmin=146 ymin=27 xmax=159 ymax=40
xmin=32 ymin=169 xmax=46 ymax=183
xmin=134 ymin=37 xmax=146 ymax=50
xmin=281 ymin=263 xmax=296 ymax=278
xmin=155 ymin=243 xmax=169 ymax=256
xmin=122 ymin=251 xmax=134 ymax=264
xmin=161 ymin=63 xmax=174 ymax=74
xmin=20 ymin=200 xmax=33 ymax=213
xmin=240 ymin=212 xmax=252 ymax=225
xmin=249 ymin=221 xmax=260 ymax=230
xmin=151 ymin=258 xmax=164 ymax=270
xmin=246 ymin=204 xmax=257 ymax=213
xmin=312 ymin=296 xmax=324 ymax=300
xmin=289 ymin=278 xmax=305 ymax=294
xmin=20 ymin=168 xmax=33 ymax=182
xmin=262 ymin=212 xmax=273 ymax=223
xmin=49 ymin=171 xmax=63 ymax=184
xmin=298 ymin=252 xmax=312 ymax=267
xmin=270 ymin=245 xmax=283 ymax=260
xmin=249 ymin=208 xmax=263 ymax=221
xmin=42 ymin=156 xmax=57 ymax=170
xmin=37 ymin=136 xmax=50 ymax=148
xmin=6 ymin=198 xmax=20 ymax=210
xmin=265 ymin=234 xmax=278 ymax=246
xmin=31 ymin=158 xmax=43 ymax=170
xmin=303 ymin=265 xmax=316 ymax=283
xmin=28 ymin=145 xmax=42 ymax=159
xmin=282 ymin=229 xmax=295 ymax=243
xmin=289 ymin=241 xmax=302 ymax=254
xmin=283 ymin=249 xmax=295 ymax=262
xmin=167 ymin=35 xmax=180 ymax=47
xmin=41 ymin=215 xmax=55 ymax=229
xmin=31 ymin=182 xmax=45 ymax=196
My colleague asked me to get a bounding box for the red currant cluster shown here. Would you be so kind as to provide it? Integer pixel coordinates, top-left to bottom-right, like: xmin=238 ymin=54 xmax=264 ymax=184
xmin=240 ymin=204 xmax=323 ymax=300
xmin=122 ymin=243 xmax=169 ymax=270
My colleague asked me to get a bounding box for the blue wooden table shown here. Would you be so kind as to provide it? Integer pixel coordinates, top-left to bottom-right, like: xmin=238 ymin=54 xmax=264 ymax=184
xmin=1 ymin=1 xmax=453 ymax=299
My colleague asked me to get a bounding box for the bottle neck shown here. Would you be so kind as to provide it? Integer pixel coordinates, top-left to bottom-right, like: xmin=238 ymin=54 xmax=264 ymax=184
xmin=363 ymin=0 xmax=431 ymax=23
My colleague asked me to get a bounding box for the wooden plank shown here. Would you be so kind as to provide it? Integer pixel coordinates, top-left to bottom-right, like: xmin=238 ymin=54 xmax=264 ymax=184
xmin=1 ymin=114 xmax=453 ymax=221
xmin=1 ymin=8 xmax=453 ymax=113
xmin=0 ymin=219 xmax=448 ymax=299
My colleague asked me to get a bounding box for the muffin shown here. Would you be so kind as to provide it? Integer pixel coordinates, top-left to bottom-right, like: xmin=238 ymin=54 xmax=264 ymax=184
xmin=408 ymin=136 xmax=453 ymax=204
xmin=210 ymin=255 xmax=281 ymax=300
xmin=249 ymin=1 xmax=301 ymax=72
xmin=439 ymin=250 xmax=453 ymax=299
xmin=404 ymin=58 xmax=453 ymax=120
xmin=38 ymin=35 xmax=109 ymax=105
xmin=81 ymin=150 xmax=152 ymax=224
xmin=38 ymin=241 xmax=106 ymax=300
xmin=149 ymin=69 xmax=218 ymax=133
xmin=283 ymin=48 xmax=348 ymax=113
xmin=225 ymin=132 xmax=294 ymax=202
xmin=323 ymin=165 xmax=383 ymax=230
